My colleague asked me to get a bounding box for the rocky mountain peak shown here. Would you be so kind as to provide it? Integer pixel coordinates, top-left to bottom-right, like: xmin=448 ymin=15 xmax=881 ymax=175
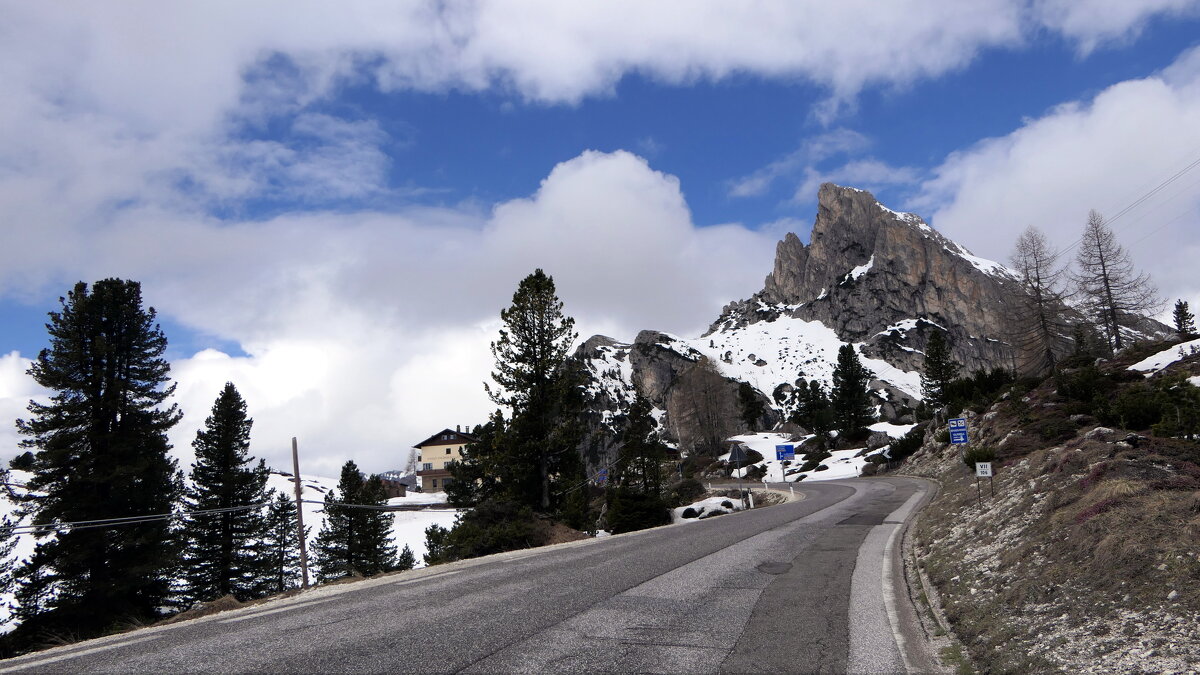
xmin=714 ymin=183 xmax=1022 ymax=374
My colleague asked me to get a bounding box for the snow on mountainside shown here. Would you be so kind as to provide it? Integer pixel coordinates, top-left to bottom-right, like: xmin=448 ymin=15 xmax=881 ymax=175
xmin=575 ymin=182 xmax=1170 ymax=470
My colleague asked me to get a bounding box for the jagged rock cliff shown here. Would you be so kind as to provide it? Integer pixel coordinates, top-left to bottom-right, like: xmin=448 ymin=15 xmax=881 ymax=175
xmin=713 ymin=183 xmax=1023 ymax=374
xmin=572 ymin=182 xmax=1167 ymax=469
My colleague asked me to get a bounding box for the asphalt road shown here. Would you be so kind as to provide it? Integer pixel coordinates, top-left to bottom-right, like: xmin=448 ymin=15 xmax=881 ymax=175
xmin=0 ymin=477 xmax=937 ymax=674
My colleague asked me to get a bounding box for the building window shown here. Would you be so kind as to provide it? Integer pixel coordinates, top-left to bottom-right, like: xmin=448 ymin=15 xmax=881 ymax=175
xmin=432 ymin=479 xmax=438 ymax=488
xmin=422 ymin=462 xmax=432 ymax=471
xmin=446 ymin=448 xmax=451 ymax=455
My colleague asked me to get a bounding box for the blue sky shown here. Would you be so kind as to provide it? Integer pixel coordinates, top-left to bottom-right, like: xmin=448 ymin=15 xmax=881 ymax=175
xmin=2 ymin=1 xmax=1200 ymax=475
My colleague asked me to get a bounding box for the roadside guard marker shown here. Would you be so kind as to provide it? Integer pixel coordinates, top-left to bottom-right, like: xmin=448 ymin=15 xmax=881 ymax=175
xmin=974 ymin=461 xmax=994 ymax=509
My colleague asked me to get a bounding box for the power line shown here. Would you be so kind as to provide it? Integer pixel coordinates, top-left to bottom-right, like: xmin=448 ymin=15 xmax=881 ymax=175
xmin=7 ymin=502 xmax=271 ymax=535
xmin=1058 ymin=151 xmax=1200 ymax=258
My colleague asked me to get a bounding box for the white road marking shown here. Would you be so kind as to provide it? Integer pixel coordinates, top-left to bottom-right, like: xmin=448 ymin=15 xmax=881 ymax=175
xmin=218 ymin=597 xmax=335 ymax=623
xmin=0 ymin=635 xmax=160 ymax=672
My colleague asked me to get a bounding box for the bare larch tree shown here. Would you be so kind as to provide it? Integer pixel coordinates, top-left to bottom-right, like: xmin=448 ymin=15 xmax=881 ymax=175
xmin=1009 ymin=226 xmax=1073 ymax=375
xmin=1072 ymin=210 xmax=1159 ymax=351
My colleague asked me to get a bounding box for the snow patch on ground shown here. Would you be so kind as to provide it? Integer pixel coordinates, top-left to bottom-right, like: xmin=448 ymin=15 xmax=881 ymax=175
xmin=672 ymin=496 xmax=743 ymax=523
xmin=723 ymin=432 xmax=895 ymax=483
xmin=869 ymin=421 xmax=917 ymax=437
xmin=1128 ymin=338 xmax=1200 ymax=374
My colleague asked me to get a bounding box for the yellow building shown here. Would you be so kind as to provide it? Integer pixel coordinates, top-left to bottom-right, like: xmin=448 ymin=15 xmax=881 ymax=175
xmin=414 ymin=427 xmax=475 ymax=492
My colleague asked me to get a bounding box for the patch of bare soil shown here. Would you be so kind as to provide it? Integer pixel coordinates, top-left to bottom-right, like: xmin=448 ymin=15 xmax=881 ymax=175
xmin=540 ymin=521 xmax=591 ymax=545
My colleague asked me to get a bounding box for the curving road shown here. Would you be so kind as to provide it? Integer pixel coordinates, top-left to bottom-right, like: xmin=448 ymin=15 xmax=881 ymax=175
xmin=0 ymin=477 xmax=939 ymax=674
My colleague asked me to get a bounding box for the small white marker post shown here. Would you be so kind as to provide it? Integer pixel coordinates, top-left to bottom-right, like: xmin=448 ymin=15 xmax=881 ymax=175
xmin=975 ymin=461 xmax=993 ymax=511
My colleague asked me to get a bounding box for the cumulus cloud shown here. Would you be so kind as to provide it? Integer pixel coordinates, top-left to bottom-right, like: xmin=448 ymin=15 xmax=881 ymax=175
xmin=0 ymin=352 xmax=46 ymax=465
xmin=0 ymin=151 xmax=776 ymax=475
xmin=915 ymin=45 xmax=1200 ymax=320
xmin=3 ymin=0 xmax=1199 ymax=477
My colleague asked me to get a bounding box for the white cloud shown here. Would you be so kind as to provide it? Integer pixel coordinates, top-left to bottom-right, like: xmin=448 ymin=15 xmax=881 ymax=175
xmin=728 ymin=129 xmax=871 ymax=198
xmin=794 ymin=159 xmax=923 ymax=203
xmin=1032 ymin=0 xmax=1200 ymax=55
xmin=0 ymin=352 xmax=46 ymax=463
xmin=915 ymin=45 xmax=1200 ymax=321
xmin=0 ymin=151 xmax=776 ymax=475
xmin=2 ymin=1 xmax=1200 ymax=478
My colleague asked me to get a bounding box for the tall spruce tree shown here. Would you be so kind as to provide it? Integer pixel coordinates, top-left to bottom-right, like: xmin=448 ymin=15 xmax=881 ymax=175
xmin=484 ymin=269 xmax=578 ymax=512
xmin=12 ymin=279 xmax=183 ymax=643
xmin=181 ymin=383 xmax=269 ymax=604
xmin=1174 ymin=300 xmax=1196 ymax=337
xmin=831 ymin=345 xmax=875 ymax=442
xmin=258 ymin=491 xmax=303 ymax=596
xmin=920 ymin=331 xmax=960 ymax=410
xmin=314 ymin=461 xmax=395 ymax=581
xmin=619 ymin=393 xmax=666 ymax=496
xmin=605 ymin=392 xmax=670 ymax=534
xmin=737 ymin=382 xmax=766 ymax=431
xmin=791 ymin=381 xmax=834 ymax=443
xmin=0 ymin=510 xmax=19 ymax=614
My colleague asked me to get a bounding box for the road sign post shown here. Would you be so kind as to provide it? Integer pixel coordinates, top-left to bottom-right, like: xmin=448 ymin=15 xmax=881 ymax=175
xmin=948 ymin=417 xmax=969 ymax=446
xmin=728 ymin=444 xmax=748 ymax=508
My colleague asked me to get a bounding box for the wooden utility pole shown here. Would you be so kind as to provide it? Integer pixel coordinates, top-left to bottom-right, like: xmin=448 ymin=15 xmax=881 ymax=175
xmin=292 ymin=437 xmax=311 ymax=589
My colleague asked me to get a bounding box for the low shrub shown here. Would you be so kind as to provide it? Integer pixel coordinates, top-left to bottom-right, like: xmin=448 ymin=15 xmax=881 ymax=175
xmin=814 ymin=464 xmax=829 ymax=472
xmin=887 ymin=426 xmax=926 ymax=461
xmin=962 ymin=445 xmax=997 ymax=469
xmin=935 ymin=428 xmax=951 ymax=444
xmin=607 ymin=490 xmax=671 ymax=534
xmin=1102 ymin=383 xmax=1166 ymax=430
xmin=1034 ymin=417 xmax=1077 ymax=443
xmin=668 ymin=478 xmax=706 ymax=506
xmin=680 ymin=507 xmax=699 ymax=519
xmin=429 ymin=498 xmax=542 ymax=564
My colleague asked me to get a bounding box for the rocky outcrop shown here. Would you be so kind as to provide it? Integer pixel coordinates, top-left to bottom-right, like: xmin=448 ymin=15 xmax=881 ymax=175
xmin=714 ymin=183 xmax=1024 ymax=373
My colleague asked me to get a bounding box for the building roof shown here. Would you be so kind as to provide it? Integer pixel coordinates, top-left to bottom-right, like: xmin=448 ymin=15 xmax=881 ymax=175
xmin=414 ymin=428 xmax=478 ymax=449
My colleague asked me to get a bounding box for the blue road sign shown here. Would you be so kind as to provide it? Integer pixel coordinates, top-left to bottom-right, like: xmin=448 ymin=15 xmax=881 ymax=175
xmin=597 ymin=468 xmax=608 ymax=484
xmin=775 ymin=444 xmax=795 ymax=461
xmin=949 ymin=418 xmax=968 ymax=445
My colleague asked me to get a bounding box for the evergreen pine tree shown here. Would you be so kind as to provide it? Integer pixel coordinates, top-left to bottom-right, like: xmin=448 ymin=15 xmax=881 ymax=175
xmin=1174 ymin=300 xmax=1196 ymax=337
xmin=831 ymin=345 xmax=875 ymax=442
xmin=356 ymin=475 xmax=397 ymax=576
xmin=484 ymin=269 xmax=578 ymax=511
xmin=257 ymin=491 xmax=303 ymax=597
xmin=605 ymin=392 xmax=670 ymax=534
xmin=920 ymin=331 xmax=960 ymax=410
xmin=314 ymin=461 xmax=395 ymax=581
xmin=180 ymin=383 xmax=269 ymax=605
xmin=619 ymin=393 xmax=666 ymax=496
xmin=737 ymin=382 xmax=766 ymax=430
xmin=13 ymin=279 xmax=183 ymax=642
xmin=0 ymin=511 xmax=19 ymax=625
xmin=791 ymin=381 xmax=834 ymax=441
xmin=396 ymin=544 xmax=417 ymax=571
